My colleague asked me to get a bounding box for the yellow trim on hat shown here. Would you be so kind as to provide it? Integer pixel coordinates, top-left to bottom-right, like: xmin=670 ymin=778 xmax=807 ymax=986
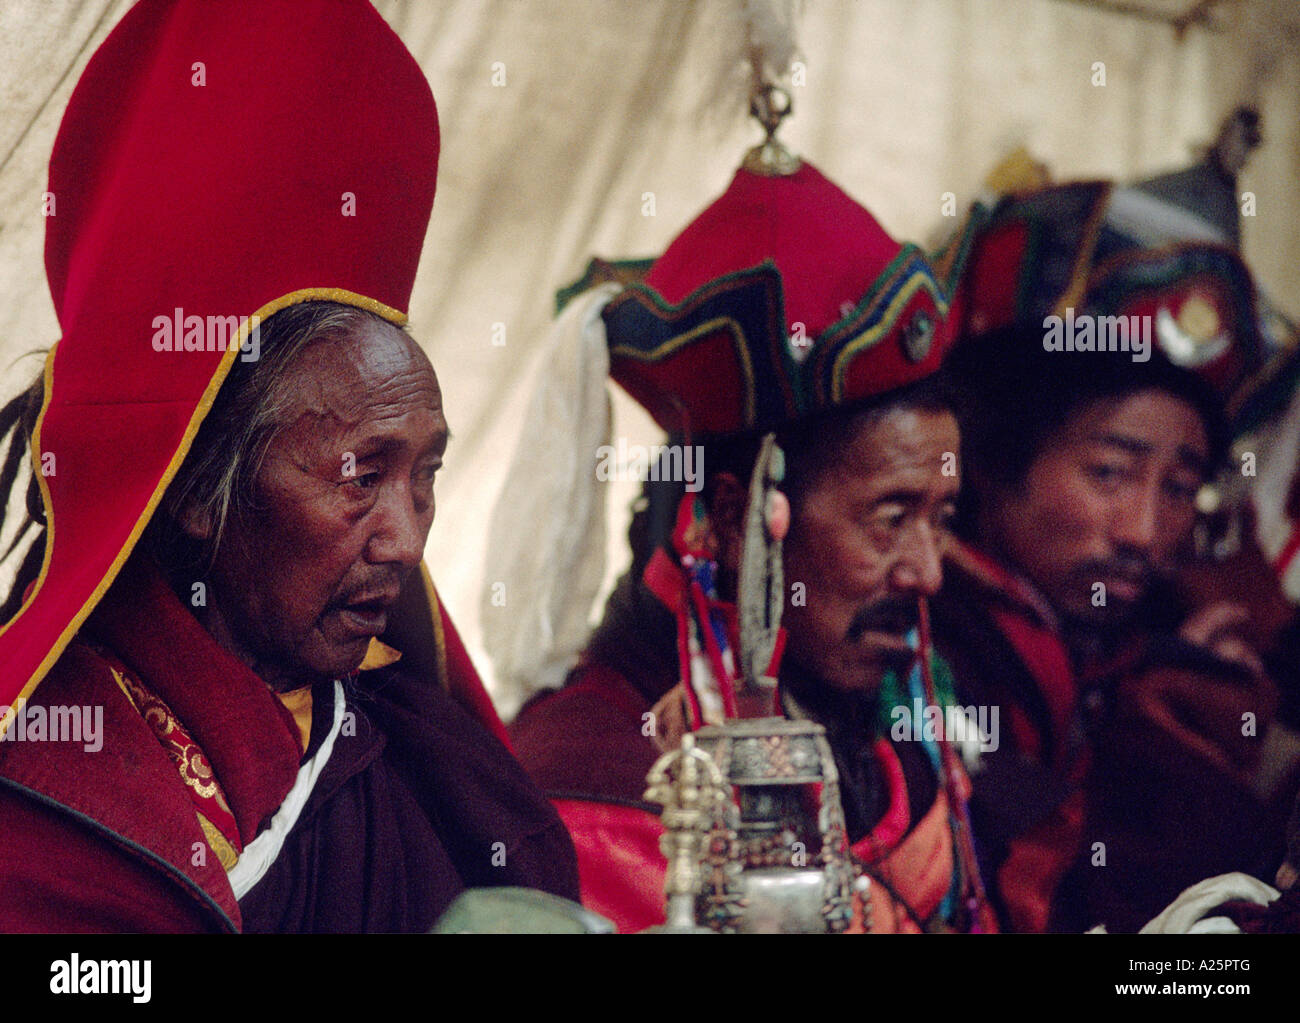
xmin=0 ymin=287 xmax=407 ymax=740
xmin=610 ymin=316 xmax=758 ymax=430
xmin=828 ymin=273 xmax=948 ymax=402
xmin=1050 ymin=182 xmax=1114 ymax=319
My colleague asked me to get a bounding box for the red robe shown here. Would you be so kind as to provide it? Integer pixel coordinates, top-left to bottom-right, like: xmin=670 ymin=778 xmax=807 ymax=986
xmin=0 ymin=554 xmax=578 ymax=932
xmin=932 ymin=538 xmax=1282 ymax=933
xmin=511 ymin=657 xmax=983 ymax=933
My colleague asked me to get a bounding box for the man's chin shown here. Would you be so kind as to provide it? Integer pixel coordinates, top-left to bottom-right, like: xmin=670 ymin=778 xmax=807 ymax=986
xmin=1061 ymin=596 xmax=1143 ymax=631
xmin=312 ymin=609 xmax=390 ymax=675
xmin=322 ymin=637 xmax=375 ymax=678
xmin=784 ymin=635 xmax=913 ymax=696
xmin=265 ymin=636 xmax=372 ymax=691
xmin=820 ymin=652 xmax=908 ymax=694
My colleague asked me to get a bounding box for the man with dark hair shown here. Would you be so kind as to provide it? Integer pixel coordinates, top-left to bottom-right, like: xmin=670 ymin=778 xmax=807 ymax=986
xmin=934 ymin=322 xmax=1281 ymax=933
xmin=0 ymin=0 xmax=576 ymax=932
xmin=505 ymin=124 xmax=996 ymax=932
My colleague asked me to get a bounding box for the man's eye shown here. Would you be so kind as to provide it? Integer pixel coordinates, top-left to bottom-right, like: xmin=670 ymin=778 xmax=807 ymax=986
xmin=1163 ymin=478 xmax=1200 ymax=502
xmin=871 ymin=505 xmax=908 ymax=530
xmin=344 ymin=471 xmax=382 ymax=490
xmin=1085 ymin=463 xmax=1127 ymax=487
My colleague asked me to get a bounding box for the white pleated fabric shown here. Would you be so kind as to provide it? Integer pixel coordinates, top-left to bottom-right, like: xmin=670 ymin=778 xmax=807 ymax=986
xmin=1138 ymin=871 xmax=1280 ymax=934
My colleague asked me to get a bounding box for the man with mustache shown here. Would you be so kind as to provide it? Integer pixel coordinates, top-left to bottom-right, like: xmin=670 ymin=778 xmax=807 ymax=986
xmin=934 ymin=322 xmax=1282 ymax=933
xmin=505 ymin=134 xmax=996 ymax=932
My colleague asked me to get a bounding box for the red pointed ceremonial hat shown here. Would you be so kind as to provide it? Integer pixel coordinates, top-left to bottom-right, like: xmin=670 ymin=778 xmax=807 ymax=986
xmin=2 ymin=0 xmax=439 ymax=722
xmin=602 ymin=161 xmax=977 ymax=437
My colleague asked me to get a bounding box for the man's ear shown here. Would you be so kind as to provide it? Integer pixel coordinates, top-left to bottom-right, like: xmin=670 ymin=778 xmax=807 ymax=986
xmin=710 ymin=472 xmax=748 ymax=573
xmin=176 ymin=497 xmax=214 ymax=542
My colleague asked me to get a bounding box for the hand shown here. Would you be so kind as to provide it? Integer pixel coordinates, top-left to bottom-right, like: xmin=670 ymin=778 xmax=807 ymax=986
xmin=766 ymin=489 xmax=790 ymax=542
xmin=1276 ymin=861 xmax=1298 ymax=892
xmin=649 ymin=683 xmax=689 ymax=754
xmin=1178 ymin=601 xmax=1266 ymax=678
xmin=1123 ymin=665 xmax=1275 ymax=783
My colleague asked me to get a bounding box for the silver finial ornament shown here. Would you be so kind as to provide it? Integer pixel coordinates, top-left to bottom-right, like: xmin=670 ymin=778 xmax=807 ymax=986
xmin=743 ymin=83 xmax=801 ymax=177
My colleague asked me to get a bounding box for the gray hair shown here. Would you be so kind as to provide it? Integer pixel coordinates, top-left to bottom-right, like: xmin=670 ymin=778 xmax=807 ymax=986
xmin=147 ymin=300 xmax=397 ymax=575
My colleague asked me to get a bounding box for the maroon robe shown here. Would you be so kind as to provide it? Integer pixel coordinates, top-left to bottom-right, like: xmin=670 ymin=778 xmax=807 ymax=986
xmin=0 ymin=555 xmax=578 ymax=932
xmin=932 ymin=538 xmax=1282 ymax=933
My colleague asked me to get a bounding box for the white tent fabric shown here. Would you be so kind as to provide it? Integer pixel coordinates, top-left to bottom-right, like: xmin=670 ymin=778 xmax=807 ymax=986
xmin=2 ymin=0 xmax=1298 ymax=714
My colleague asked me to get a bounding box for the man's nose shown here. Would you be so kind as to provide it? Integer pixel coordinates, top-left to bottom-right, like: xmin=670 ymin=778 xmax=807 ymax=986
xmin=366 ymin=486 xmax=429 ymax=567
xmin=1111 ymin=482 xmax=1160 ymax=554
xmin=890 ymin=522 xmax=944 ymax=597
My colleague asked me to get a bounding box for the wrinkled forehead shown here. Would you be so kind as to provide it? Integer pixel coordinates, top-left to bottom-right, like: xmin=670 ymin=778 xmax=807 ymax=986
xmin=823 ymin=407 xmax=960 ymax=494
xmin=282 ymin=318 xmax=443 ymax=427
xmin=787 ymin=405 xmax=960 ymax=516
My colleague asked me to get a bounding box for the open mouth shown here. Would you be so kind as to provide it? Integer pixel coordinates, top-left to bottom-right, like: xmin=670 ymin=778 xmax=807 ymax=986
xmin=339 ymin=603 xmax=387 ymax=634
xmin=333 ymin=592 xmax=399 ymax=637
xmin=847 ymin=603 xmax=919 ymax=646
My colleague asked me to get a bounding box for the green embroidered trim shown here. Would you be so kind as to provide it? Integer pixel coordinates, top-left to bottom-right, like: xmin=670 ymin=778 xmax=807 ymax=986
xmin=554 ymin=256 xmax=656 ymax=315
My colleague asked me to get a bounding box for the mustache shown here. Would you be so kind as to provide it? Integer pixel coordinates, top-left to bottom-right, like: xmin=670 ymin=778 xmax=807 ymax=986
xmin=331 ymin=569 xmax=408 ymax=607
xmin=846 ymin=596 xmax=920 ymax=643
xmin=1077 ymin=552 xmax=1157 ymax=590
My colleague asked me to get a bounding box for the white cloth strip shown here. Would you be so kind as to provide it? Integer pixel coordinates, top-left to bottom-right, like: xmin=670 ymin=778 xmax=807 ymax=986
xmin=228 ymin=680 xmax=346 ymax=901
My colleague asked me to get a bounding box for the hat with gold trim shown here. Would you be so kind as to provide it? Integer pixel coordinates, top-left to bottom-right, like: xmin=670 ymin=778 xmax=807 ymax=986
xmin=482 ymin=19 xmax=979 ymax=722
xmin=602 ymin=107 xmax=978 ymax=439
xmin=0 ymin=1 xmax=464 ymax=731
xmin=960 ymin=177 xmax=1263 ymax=409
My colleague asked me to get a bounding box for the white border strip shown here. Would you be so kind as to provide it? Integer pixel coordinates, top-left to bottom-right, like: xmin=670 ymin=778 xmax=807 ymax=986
xmin=228 ymin=680 xmax=347 ymax=901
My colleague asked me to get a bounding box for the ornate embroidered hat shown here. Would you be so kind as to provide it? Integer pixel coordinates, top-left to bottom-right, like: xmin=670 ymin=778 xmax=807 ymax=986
xmin=602 ymin=159 xmax=978 ymax=438
xmin=961 ymin=180 xmax=1263 ymax=405
xmin=483 ymin=60 xmax=979 ymax=719
xmin=2 ymin=1 xmax=443 ymax=726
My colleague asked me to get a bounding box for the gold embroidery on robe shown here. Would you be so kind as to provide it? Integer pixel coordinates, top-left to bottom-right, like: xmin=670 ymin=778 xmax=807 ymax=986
xmin=109 ymin=665 xmax=241 ymax=869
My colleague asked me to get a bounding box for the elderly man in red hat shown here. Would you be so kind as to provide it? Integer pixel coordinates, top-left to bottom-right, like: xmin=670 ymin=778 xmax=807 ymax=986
xmin=0 ymin=0 xmax=577 ymax=933
xmin=502 ymin=100 xmax=995 ymax=933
